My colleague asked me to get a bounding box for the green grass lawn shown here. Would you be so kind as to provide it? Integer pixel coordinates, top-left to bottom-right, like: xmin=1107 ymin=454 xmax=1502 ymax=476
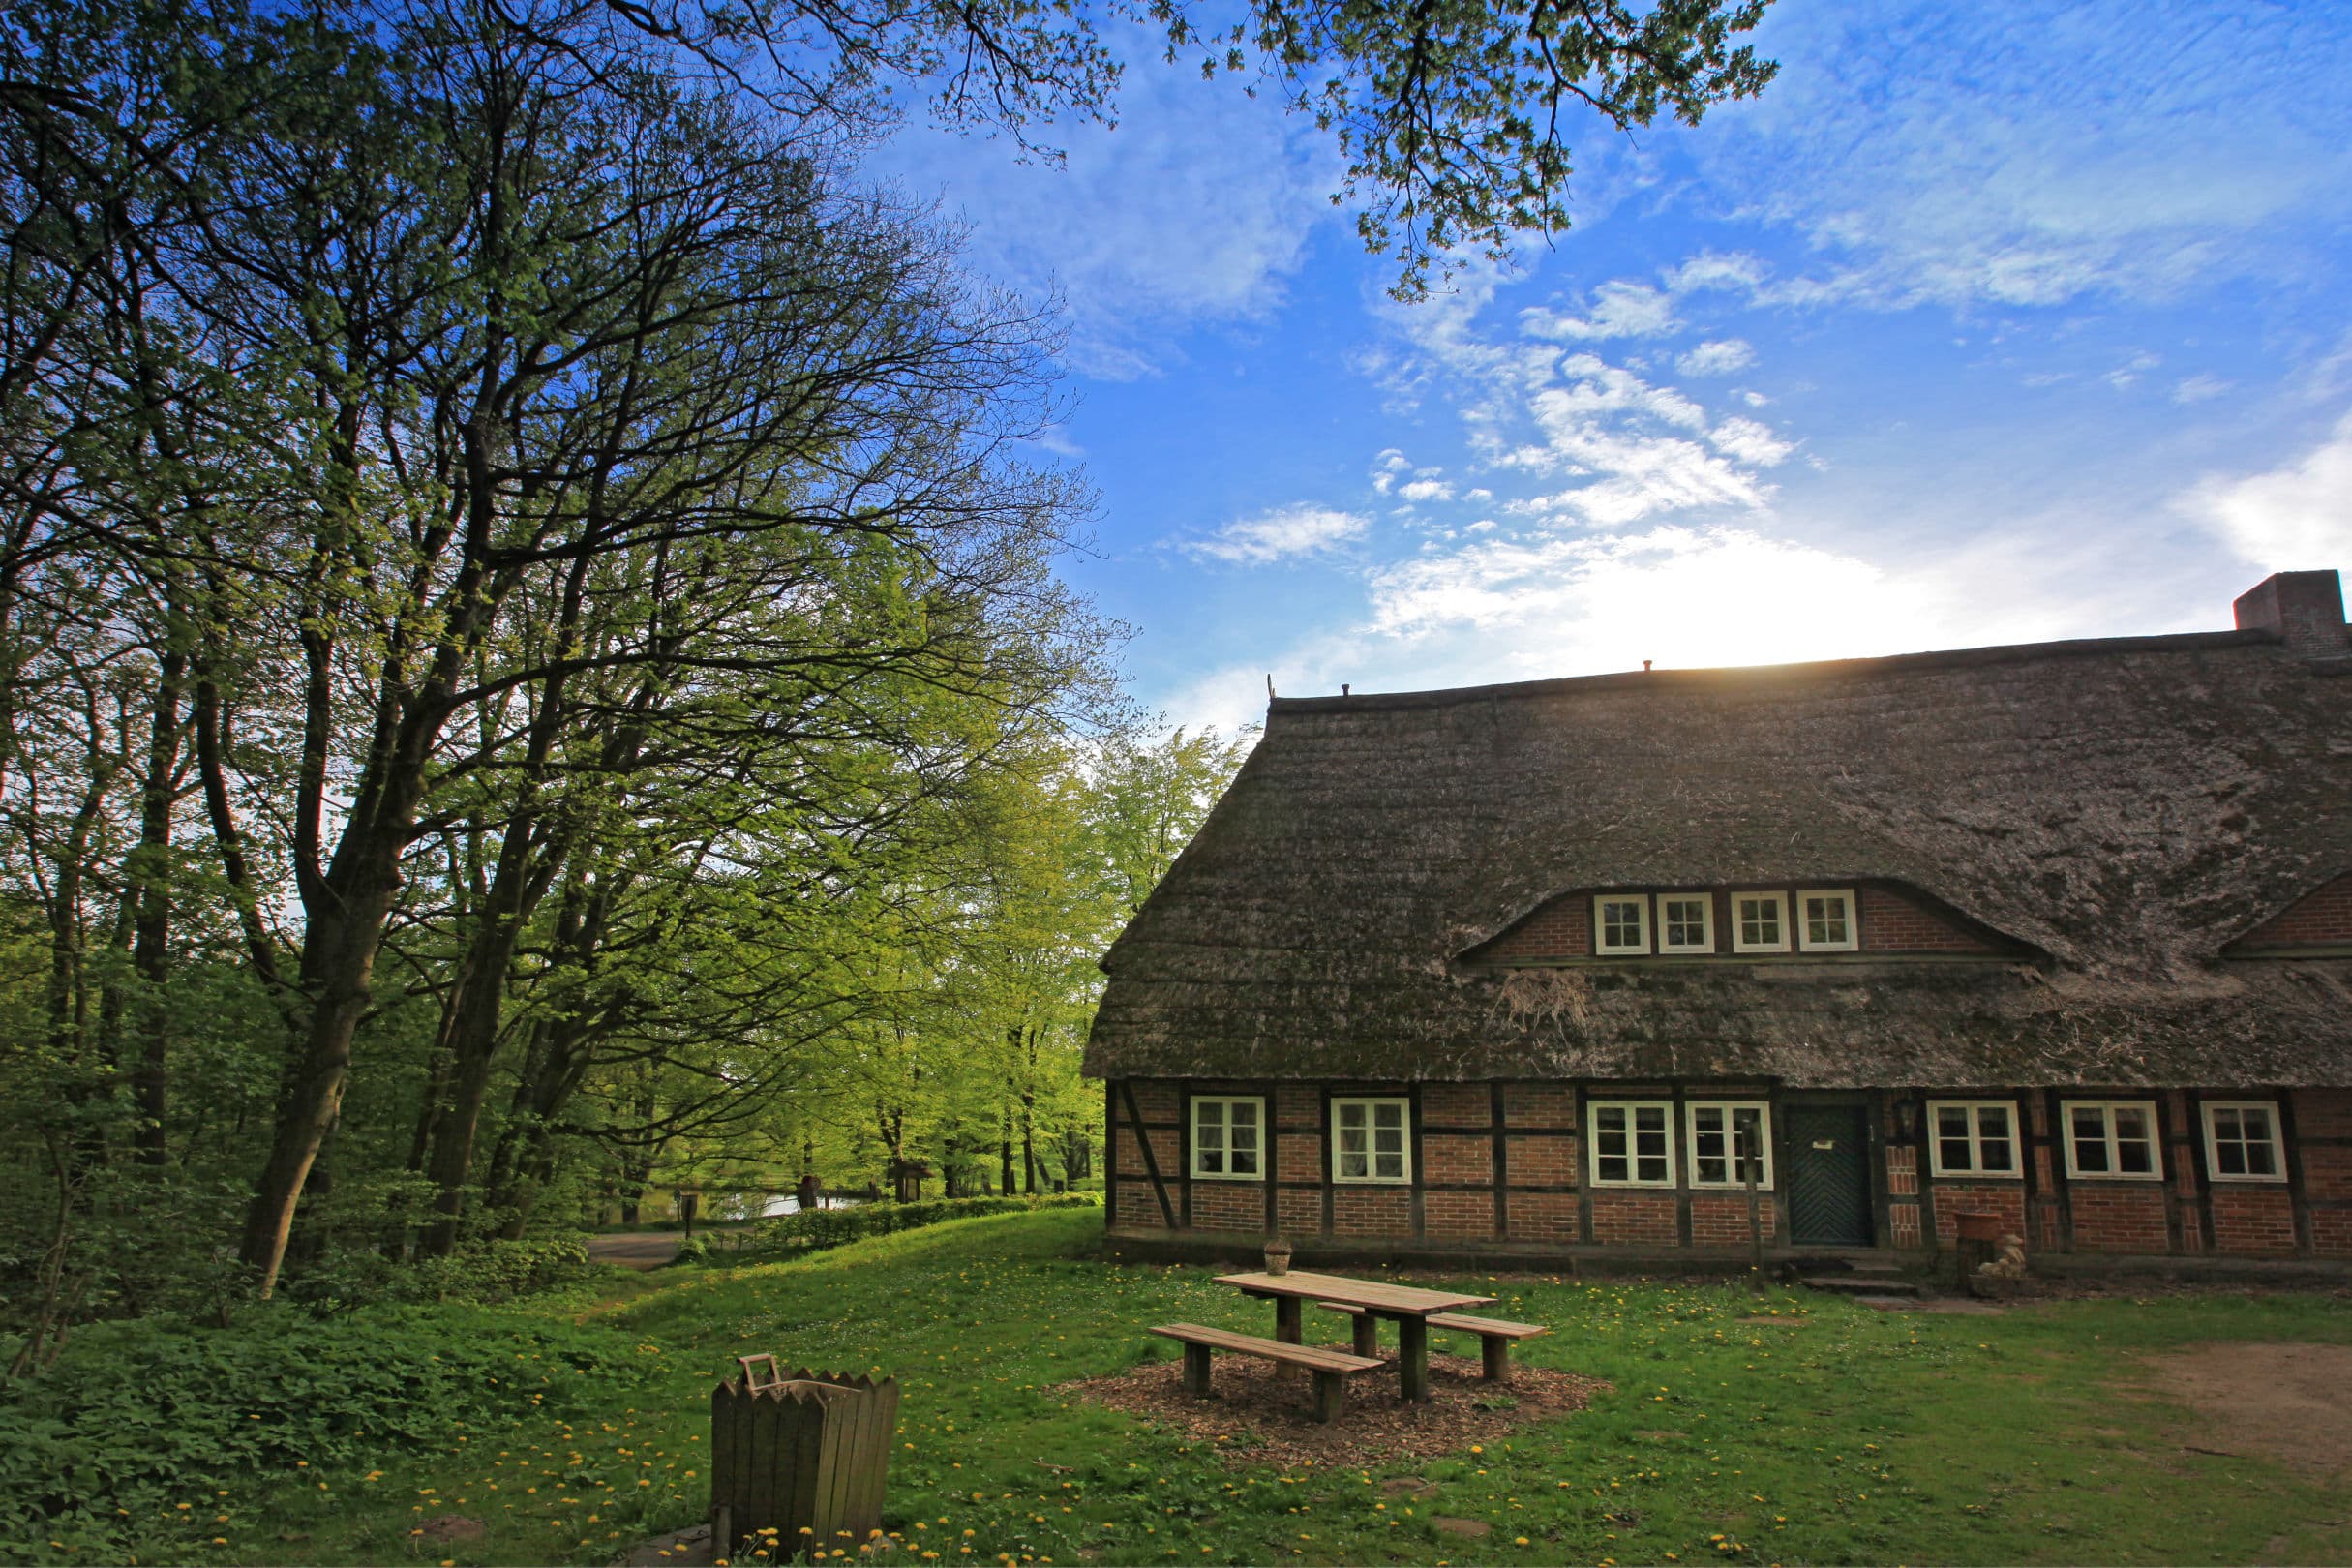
xmin=103 ymin=1209 xmax=2352 ymax=1565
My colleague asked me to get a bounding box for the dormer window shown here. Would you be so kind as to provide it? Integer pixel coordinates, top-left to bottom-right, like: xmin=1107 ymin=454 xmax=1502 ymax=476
xmin=1730 ymin=891 xmax=1791 ymax=953
xmin=1594 ymin=894 xmax=1651 ymax=955
xmin=1656 ymin=893 xmax=1715 ymax=954
xmin=1797 ymin=889 xmax=1858 ymax=952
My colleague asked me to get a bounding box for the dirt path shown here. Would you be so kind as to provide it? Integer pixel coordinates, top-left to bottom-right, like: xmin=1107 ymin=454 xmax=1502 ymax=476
xmin=587 ymin=1230 xmax=683 ymax=1270
xmin=2143 ymin=1342 xmax=2352 ymax=1477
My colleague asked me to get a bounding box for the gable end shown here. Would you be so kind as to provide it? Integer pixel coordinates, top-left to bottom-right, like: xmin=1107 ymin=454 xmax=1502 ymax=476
xmin=2225 ymin=872 xmax=2352 ymax=955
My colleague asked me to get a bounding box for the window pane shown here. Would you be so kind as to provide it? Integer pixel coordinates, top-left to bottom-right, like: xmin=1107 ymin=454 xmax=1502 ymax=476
xmin=1339 ymin=1126 xmax=1366 ymax=1154
xmin=2071 ymin=1108 xmax=2109 ymax=1172
xmin=1598 ymin=1106 xmax=1627 ymax=1134
xmin=2212 ymin=1107 xmax=2242 ymax=1142
xmin=1978 ymin=1131 xmax=2012 ymax=1173
xmin=2113 ymin=1107 xmax=2153 ymax=1174
xmin=1738 ymin=898 xmax=1781 ymax=945
xmin=1374 ymin=1102 xmax=1402 ymax=1130
xmin=1939 ymin=1134 xmax=1974 ymax=1172
xmin=2216 ymin=1139 xmax=2246 ymax=1176
xmin=1231 ymin=1146 xmax=1258 ymax=1175
xmin=1374 ymin=1152 xmax=1403 ymax=1180
xmin=1340 ymin=1150 xmax=1368 ymax=1178
xmin=1374 ymin=1124 xmax=1404 ymax=1157
xmin=1636 ymin=1105 xmax=1666 ymax=1131
xmin=1599 ymin=1154 xmax=1628 ymax=1183
xmin=2246 ymin=1138 xmax=2277 ymax=1177
xmin=1664 ymin=898 xmax=1708 ymax=947
xmin=1603 ymin=900 xmax=1644 ymax=947
xmin=1805 ymin=895 xmax=1849 ymax=946
xmin=1231 ymin=1101 xmax=1258 ymax=1130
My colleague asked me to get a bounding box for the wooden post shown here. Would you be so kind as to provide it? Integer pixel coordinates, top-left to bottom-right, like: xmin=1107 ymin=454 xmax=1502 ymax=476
xmin=1311 ymin=1370 xmax=1345 ymax=1424
xmin=1351 ymin=1313 xmax=1378 ymax=1358
xmin=1480 ymin=1336 xmax=1510 ymax=1383
xmin=1272 ymin=1294 xmax=1304 ymax=1383
xmin=1182 ymin=1342 xmax=1212 ymax=1399
xmin=1398 ymin=1315 xmax=1430 ymax=1402
xmin=1743 ymin=1121 xmax=1765 ymax=1294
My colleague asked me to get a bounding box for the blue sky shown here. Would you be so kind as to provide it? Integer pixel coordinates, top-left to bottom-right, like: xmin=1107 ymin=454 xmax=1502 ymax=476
xmin=872 ymin=0 xmax=2352 ymax=734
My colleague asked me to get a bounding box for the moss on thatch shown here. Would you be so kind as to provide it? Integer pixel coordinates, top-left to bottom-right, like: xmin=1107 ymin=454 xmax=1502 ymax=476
xmin=1086 ymin=627 xmax=2352 ymax=1088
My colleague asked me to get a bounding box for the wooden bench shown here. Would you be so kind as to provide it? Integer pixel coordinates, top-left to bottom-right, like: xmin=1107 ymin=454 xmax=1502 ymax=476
xmin=1149 ymin=1323 xmax=1383 ymax=1422
xmin=1317 ymin=1303 xmax=1550 ymax=1381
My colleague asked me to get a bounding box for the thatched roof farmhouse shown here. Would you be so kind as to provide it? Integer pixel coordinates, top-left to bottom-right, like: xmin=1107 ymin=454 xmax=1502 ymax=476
xmin=1088 ymin=570 xmax=2352 ymax=1265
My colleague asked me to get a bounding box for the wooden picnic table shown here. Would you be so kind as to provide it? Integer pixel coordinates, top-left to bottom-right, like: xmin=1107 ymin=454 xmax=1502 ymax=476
xmin=1214 ymin=1270 xmax=1495 ymax=1402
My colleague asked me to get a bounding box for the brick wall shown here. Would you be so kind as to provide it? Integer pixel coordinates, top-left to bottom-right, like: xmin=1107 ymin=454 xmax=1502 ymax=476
xmin=1115 ymin=1184 xmax=1164 ymax=1229
xmin=1129 ymin=1082 xmax=1179 ymax=1120
xmin=1276 ymin=1189 xmax=1320 ymax=1235
xmin=1423 ymin=1133 xmax=1493 ymax=1186
xmin=2236 ymin=873 xmax=2352 ymax=947
xmin=1421 ymin=1084 xmax=1487 ymax=1124
xmin=2209 ymin=1186 xmax=2298 ymax=1256
xmin=1275 ymin=1085 xmax=1321 ymax=1125
xmin=1482 ymin=897 xmax=1589 ymax=961
xmin=2294 ymin=1089 xmax=2352 ymax=1258
xmin=1691 ymin=1192 xmax=1777 ymax=1244
xmin=2066 ymin=1184 xmax=2170 ymax=1253
xmin=1860 ymin=887 xmax=1994 ymax=953
xmin=1190 ymin=1180 xmax=1263 ymax=1232
xmin=1425 ymin=1191 xmax=1495 ymax=1238
xmin=1506 ymin=1134 xmax=1578 ymax=1187
xmin=1589 ymin=1191 xmax=1678 ymax=1245
xmin=1332 ymin=1187 xmax=1412 ymax=1240
xmin=1929 ymin=1182 xmax=2027 ymax=1242
xmin=1507 ymin=1191 xmax=1579 ymax=1245
xmin=1504 ymin=1083 xmax=1577 ymax=1127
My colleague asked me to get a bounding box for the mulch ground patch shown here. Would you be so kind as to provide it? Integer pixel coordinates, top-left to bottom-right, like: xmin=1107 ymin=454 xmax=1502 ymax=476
xmin=1066 ymin=1350 xmax=1610 ymax=1471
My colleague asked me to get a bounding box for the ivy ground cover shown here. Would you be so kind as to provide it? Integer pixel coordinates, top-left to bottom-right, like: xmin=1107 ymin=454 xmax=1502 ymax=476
xmin=25 ymin=1207 xmax=2352 ymax=1565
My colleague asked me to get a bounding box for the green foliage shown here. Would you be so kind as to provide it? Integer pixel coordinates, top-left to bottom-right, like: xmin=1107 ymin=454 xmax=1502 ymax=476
xmin=725 ymin=1193 xmax=1101 ymax=1262
xmin=0 ymin=1302 xmax=637 ymax=1557
xmin=277 ymin=1235 xmax=598 ymax=1314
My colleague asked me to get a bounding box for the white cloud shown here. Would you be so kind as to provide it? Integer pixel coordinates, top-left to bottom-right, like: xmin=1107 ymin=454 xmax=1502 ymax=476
xmin=1522 ymin=281 xmax=1677 ymax=341
xmin=1708 ymin=417 xmax=1795 ymax=467
xmin=1691 ymin=0 xmax=2352 ymax=311
xmin=1184 ymin=503 xmax=1370 ymax=565
xmin=1677 ymin=339 xmax=1757 ymax=377
xmin=2171 ymin=374 xmax=2233 ymax=405
xmin=2104 ymin=351 xmax=2160 ymax=390
xmin=1398 ymin=478 xmax=1455 ymax=503
xmin=2182 ymin=412 xmax=2352 ymax=570
xmin=1370 ymin=449 xmax=1412 ymax=493
xmin=869 ymin=40 xmax=1341 ymax=379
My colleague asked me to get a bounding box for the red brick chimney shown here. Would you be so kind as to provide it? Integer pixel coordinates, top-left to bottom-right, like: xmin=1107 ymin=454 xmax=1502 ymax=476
xmin=2233 ymin=569 xmax=2349 ymax=660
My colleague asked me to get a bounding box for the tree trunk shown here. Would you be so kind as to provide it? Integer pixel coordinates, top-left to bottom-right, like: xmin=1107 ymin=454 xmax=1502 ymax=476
xmin=126 ymin=646 xmax=185 ymax=1166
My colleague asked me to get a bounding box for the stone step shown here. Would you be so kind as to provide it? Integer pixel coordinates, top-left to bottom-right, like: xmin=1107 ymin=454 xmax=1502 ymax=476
xmin=1800 ymin=1274 xmax=1921 ymax=1298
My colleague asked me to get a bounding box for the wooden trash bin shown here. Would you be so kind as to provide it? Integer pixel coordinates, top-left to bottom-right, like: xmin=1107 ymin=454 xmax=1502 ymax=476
xmin=709 ymin=1355 xmax=900 ymax=1563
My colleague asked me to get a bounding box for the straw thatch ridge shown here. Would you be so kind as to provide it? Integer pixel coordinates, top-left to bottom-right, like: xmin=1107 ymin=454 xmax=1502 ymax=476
xmin=1085 ymin=625 xmax=2352 ymax=1088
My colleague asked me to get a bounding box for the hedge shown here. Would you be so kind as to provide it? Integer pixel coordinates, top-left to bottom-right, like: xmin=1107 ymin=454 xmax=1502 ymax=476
xmin=705 ymin=1192 xmax=1101 ymax=1265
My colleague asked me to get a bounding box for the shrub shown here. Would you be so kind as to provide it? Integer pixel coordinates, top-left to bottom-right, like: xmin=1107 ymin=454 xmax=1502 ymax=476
xmin=0 ymin=1301 xmax=631 ymax=1554
xmin=727 ymin=1192 xmax=1100 ymax=1264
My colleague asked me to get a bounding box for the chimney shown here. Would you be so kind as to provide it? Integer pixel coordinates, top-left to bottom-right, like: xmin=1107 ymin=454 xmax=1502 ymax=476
xmin=2233 ymin=570 xmax=2349 ymax=661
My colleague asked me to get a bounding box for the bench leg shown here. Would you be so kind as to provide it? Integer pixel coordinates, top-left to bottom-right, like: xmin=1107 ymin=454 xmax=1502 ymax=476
xmin=1480 ymin=1336 xmax=1510 ymax=1383
xmin=1351 ymin=1315 xmax=1379 ymax=1358
xmin=1273 ymin=1296 xmax=1304 ymax=1381
xmin=1182 ymin=1342 xmax=1213 ymax=1399
xmin=1311 ymin=1371 xmax=1345 ymax=1424
xmin=1399 ymin=1316 xmax=1430 ymax=1402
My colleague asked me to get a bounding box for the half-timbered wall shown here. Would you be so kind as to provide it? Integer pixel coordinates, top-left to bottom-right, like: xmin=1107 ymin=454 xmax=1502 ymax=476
xmin=1103 ymin=1078 xmax=2352 ymax=1261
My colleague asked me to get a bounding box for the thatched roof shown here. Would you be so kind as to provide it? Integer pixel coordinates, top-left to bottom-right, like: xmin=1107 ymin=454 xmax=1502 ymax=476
xmin=1086 ymin=611 xmax=2352 ymax=1089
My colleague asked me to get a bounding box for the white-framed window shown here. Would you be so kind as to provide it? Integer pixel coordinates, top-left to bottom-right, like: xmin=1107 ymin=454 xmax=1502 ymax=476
xmin=2202 ymin=1101 xmax=2285 ymax=1183
xmin=1926 ymin=1100 xmax=2022 ymax=1178
xmin=2061 ymin=1100 xmax=2162 ymax=1180
xmin=1191 ymin=1096 xmax=1264 ymax=1180
xmin=1796 ymin=888 xmax=1859 ymax=952
xmin=1686 ymin=1101 xmax=1772 ymax=1189
xmin=1331 ymin=1097 xmax=1410 ymax=1183
xmin=1593 ymin=894 xmax=1651 ymax=956
xmin=1656 ymin=892 xmax=1716 ymax=955
xmin=1588 ymin=1100 xmax=1675 ymax=1187
xmin=1730 ymin=891 xmax=1791 ymax=954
